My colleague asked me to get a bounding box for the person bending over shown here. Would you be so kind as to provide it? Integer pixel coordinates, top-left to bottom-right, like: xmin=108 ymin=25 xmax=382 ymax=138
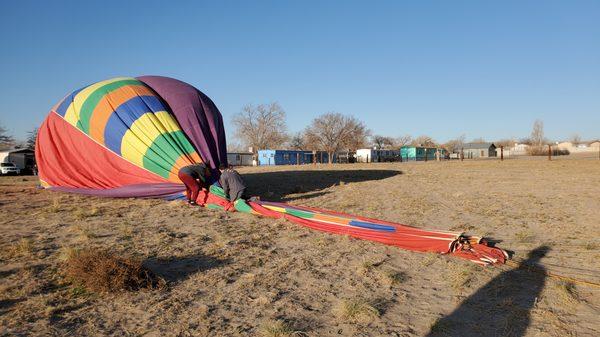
xmin=178 ymin=162 xmax=210 ymax=205
xmin=218 ymin=164 xmax=248 ymax=203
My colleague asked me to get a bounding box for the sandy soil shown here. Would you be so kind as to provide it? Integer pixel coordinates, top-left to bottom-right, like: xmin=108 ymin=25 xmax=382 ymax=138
xmin=0 ymin=158 xmax=599 ymax=336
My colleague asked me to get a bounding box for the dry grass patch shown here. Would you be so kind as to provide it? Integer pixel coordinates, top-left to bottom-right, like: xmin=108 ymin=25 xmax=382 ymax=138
xmin=45 ymin=198 xmax=61 ymax=213
xmin=554 ymin=281 xmax=579 ymax=305
xmin=429 ymin=317 xmax=454 ymax=335
xmin=63 ymin=248 xmax=165 ymax=293
xmin=259 ymin=320 xmax=307 ymax=337
xmin=381 ymin=269 xmax=409 ymax=286
xmin=118 ymin=222 xmax=134 ymax=240
xmin=335 ymin=298 xmax=380 ymax=323
xmin=72 ymin=206 xmax=102 ymax=220
xmin=3 ymin=238 xmax=34 ymax=258
xmin=421 ymin=252 xmax=440 ymax=267
xmin=446 ymin=267 xmax=474 ymax=290
xmin=70 ymin=223 xmax=97 ymax=240
xmin=515 ymin=229 xmax=535 ymax=243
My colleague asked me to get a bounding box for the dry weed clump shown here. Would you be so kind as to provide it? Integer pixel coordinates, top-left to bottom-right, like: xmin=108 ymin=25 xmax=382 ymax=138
xmin=259 ymin=320 xmax=306 ymax=337
xmin=71 ymin=224 xmax=97 ymax=240
xmin=554 ymin=281 xmax=579 ymax=305
xmin=3 ymin=238 xmax=34 ymax=258
xmin=382 ymin=269 xmax=409 ymax=286
xmin=72 ymin=206 xmax=102 ymax=220
xmin=46 ymin=198 xmax=61 ymax=213
xmin=515 ymin=230 xmax=534 ymax=243
xmin=335 ymin=298 xmax=380 ymax=323
xmin=63 ymin=248 xmax=165 ymax=293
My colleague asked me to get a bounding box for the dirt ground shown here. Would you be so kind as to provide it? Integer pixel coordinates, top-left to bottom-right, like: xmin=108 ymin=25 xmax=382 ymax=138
xmin=1 ymin=158 xmax=599 ymax=336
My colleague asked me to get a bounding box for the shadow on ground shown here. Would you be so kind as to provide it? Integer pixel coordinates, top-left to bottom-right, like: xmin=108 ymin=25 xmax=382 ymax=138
xmin=427 ymin=245 xmax=550 ymax=337
xmin=144 ymin=252 xmax=230 ymax=283
xmin=242 ymin=169 xmax=401 ymax=202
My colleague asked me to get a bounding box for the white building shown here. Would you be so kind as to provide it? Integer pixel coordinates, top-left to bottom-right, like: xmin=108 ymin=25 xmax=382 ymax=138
xmin=355 ymin=148 xmax=400 ymax=163
xmin=0 ymin=148 xmax=35 ymax=170
xmin=226 ymin=152 xmax=254 ymax=166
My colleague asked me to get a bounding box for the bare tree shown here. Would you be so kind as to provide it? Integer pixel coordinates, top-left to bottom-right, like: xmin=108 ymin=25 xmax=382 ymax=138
xmin=495 ymin=138 xmax=515 ymax=148
xmin=226 ymin=140 xmax=245 ymax=152
xmin=443 ymin=134 xmax=466 ymax=152
xmin=412 ymin=135 xmax=437 ymax=147
xmin=0 ymin=124 xmax=15 ymax=150
xmin=530 ymin=119 xmax=545 ymax=147
xmin=394 ymin=134 xmax=412 ymax=148
xmin=288 ymin=132 xmax=306 ymax=150
xmin=471 ymin=137 xmax=486 ymax=143
xmin=304 ymin=112 xmax=370 ymax=164
xmin=518 ymin=137 xmax=532 ymax=145
xmin=372 ymin=135 xmax=394 ymax=149
xmin=232 ymin=102 xmax=289 ymax=151
xmin=570 ymin=133 xmax=581 ymax=145
xmin=26 ymin=127 xmax=38 ymax=150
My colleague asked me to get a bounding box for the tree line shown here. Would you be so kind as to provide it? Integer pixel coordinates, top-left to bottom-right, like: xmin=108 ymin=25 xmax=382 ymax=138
xmin=0 ymin=124 xmax=37 ymax=151
xmin=231 ymin=103 xmax=371 ymax=162
xmin=0 ymin=112 xmax=581 ymax=158
xmin=230 ymin=103 xmax=565 ymax=158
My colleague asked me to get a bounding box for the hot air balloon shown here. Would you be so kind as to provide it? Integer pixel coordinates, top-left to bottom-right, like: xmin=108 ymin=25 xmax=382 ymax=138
xmin=36 ymin=76 xmax=507 ymax=265
xmin=36 ymin=76 xmax=226 ymax=199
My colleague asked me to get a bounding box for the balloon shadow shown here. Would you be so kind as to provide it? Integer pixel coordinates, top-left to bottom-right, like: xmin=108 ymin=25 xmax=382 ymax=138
xmin=427 ymin=245 xmax=550 ymax=337
xmin=242 ymin=169 xmax=401 ymax=202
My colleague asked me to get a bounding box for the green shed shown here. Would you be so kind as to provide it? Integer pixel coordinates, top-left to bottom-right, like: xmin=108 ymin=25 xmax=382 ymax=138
xmin=400 ymin=146 xmax=445 ymax=161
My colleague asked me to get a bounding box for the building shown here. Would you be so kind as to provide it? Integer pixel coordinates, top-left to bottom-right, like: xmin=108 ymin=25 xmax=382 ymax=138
xmin=400 ymin=146 xmax=444 ymax=161
xmin=461 ymin=143 xmax=497 ymax=158
xmin=356 ymin=149 xmax=401 ymax=163
xmin=335 ymin=150 xmax=356 ymax=163
xmin=257 ymin=150 xmax=336 ymax=165
xmin=507 ymin=143 xmax=529 ymax=156
xmin=226 ymin=152 xmax=254 ymax=166
xmin=0 ymin=148 xmax=36 ymax=172
xmin=557 ymin=141 xmax=600 ymax=154
xmin=356 ymin=147 xmax=445 ymax=162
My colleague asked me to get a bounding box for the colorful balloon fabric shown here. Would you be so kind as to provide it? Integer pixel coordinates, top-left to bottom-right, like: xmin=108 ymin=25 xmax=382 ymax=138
xmin=37 ymin=76 xmax=507 ymax=265
xmin=36 ymin=76 xmax=227 ymax=198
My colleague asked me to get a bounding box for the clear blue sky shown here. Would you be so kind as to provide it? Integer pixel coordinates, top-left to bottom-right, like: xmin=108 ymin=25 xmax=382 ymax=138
xmin=1 ymin=1 xmax=598 ymax=143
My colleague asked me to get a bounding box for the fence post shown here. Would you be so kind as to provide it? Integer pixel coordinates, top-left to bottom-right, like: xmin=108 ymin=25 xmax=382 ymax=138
xmin=501 ymin=146 xmax=504 ymax=161
xmin=461 ymin=148 xmax=464 ymax=161
xmin=424 ymin=149 xmax=428 ymax=162
xmin=548 ymin=144 xmax=552 ymax=161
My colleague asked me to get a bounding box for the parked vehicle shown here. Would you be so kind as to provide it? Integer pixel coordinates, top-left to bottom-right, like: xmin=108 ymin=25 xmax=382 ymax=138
xmin=0 ymin=162 xmax=21 ymax=175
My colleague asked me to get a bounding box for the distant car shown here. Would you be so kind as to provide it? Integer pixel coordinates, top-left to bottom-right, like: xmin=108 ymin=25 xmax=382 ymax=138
xmin=0 ymin=162 xmax=21 ymax=175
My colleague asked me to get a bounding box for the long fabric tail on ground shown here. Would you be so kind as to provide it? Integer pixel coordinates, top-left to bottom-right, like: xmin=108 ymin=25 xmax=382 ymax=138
xmin=198 ymin=186 xmax=508 ymax=266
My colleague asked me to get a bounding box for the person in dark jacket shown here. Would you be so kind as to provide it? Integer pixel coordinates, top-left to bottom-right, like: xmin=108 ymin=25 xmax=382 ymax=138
xmin=178 ymin=162 xmax=211 ymax=205
xmin=218 ymin=164 xmax=247 ymax=203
